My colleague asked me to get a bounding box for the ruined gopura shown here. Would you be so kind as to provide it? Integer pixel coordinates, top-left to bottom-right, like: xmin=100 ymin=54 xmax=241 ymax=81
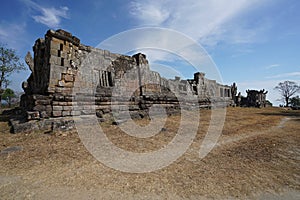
xmin=12 ymin=29 xmax=267 ymax=133
xmin=231 ymin=83 xmax=269 ymax=108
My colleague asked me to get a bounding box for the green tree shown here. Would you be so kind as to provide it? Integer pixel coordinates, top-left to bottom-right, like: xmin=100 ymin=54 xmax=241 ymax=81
xmin=290 ymin=96 xmax=300 ymax=107
xmin=274 ymin=81 xmax=300 ymax=107
xmin=0 ymin=44 xmax=26 ymax=106
xmin=2 ymin=88 xmax=16 ymax=107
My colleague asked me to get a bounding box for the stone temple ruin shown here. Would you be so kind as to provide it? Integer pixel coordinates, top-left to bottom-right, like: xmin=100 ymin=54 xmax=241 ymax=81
xmin=10 ymin=29 xmax=268 ymax=133
xmin=231 ymin=83 xmax=269 ymax=108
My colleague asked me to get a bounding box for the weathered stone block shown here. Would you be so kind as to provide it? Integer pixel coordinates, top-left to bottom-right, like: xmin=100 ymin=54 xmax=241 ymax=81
xmin=50 ymin=40 xmax=61 ymax=50
xmin=72 ymin=106 xmax=82 ymax=111
xmin=62 ymin=111 xmax=71 ymax=116
xmin=49 ymin=55 xmax=61 ymax=65
xmin=66 ymin=68 xmax=77 ymax=75
xmin=62 ymin=58 xmax=70 ymax=67
xmin=33 ymin=95 xmax=51 ymax=101
xmin=52 ymin=101 xmax=59 ymax=106
xmin=60 ymin=51 xmax=67 ymax=58
xmin=67 ymin=101 xmax=76 ymax=106
xmin=81 ymin=110 xmax=95 ymax=115
xmin=55 ymin=87 xmax=63 ymax=93
xmin=71 ymin=110 xmax=81 ymax=116
xmin=27 ymin=111 xmax=40 ymax=120
xmin=64 ymin=82 xmax=74 ymax=88
xmin=58 ymin=102 xmax=68 ymax=106
xmin=33 ymin=104 xmax=46 ymax=111
xmin=65 ymin=96 xmax=74 ymax=102
xmin=48 ymin=65 xmax=65 ymax=91
xmin=63 ymin=74 xmax=74 ymax=82
xmin=50 ymin=49 xmax=59 ymax=56
xmin=35 ymin=99 xmax=51 ymax=105
xmin=52 ymin=111 xmax=62 ymax=117
xmin=40 ymin=111 xmax=49 ymax=118
xmin=55 ymin=87 xmax=73 ymax=94
xmin=83 ymin=105 xmax=94 ymax=110
xmin=53 ymin=106 xmax=63 ymax=111
xmin=63 ymin=106 xmax=72 ymax=111
xmin=46 ymin=105 xmax=52 ymax=112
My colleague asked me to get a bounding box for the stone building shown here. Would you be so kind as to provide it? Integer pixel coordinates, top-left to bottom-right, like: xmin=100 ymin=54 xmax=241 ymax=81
xmin=243 ymin=89 xmax=268 ymax=107
xmin=13 ymin=29 xmax=236 ymax=132
xmin=230 ymin=82 xmax=269 ymax=108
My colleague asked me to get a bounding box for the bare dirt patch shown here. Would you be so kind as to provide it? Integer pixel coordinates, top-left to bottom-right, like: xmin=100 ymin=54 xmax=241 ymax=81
xmin=0 ymin=107 xmax=299 ymax=199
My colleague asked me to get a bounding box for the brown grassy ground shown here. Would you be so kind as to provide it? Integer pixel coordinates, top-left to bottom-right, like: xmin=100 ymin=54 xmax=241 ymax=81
xmin=0 ymin=107 xmax=299 ymax=199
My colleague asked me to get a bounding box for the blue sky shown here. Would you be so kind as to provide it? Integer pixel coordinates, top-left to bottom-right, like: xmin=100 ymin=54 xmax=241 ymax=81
xmin=0 ymin=0 xmax=299 ymax=105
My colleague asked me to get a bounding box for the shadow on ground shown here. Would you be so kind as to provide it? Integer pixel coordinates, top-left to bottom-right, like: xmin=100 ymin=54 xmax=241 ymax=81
xmin=0 ymin=109 xmax=12 ymax=122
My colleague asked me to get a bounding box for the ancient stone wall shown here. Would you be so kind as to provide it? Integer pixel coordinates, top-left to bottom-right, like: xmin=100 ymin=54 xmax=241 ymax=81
xmin=16 ymin=29 xmax=234 ymax=132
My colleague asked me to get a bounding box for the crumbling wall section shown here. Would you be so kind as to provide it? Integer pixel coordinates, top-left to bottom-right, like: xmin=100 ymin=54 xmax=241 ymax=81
xmin=17 ymin=29 xmax=235 ymax=133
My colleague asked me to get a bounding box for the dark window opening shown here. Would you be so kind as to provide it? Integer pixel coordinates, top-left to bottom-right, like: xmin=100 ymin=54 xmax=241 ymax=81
xmin=61 ymin=58 xmax=64 ymax=66
xmin=193 ymin=86 xmax=198 ymax=95
xmin=108 ymin=71 xmax=113 ymax=86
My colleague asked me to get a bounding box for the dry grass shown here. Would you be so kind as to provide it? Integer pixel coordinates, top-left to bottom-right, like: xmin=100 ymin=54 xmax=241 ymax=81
xmin=0 ymin=107 xmax=299 ymax=199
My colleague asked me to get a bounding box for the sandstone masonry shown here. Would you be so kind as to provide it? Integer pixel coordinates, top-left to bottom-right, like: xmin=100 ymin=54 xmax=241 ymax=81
xmin=11 ymin=29 xmax=267 ymax=133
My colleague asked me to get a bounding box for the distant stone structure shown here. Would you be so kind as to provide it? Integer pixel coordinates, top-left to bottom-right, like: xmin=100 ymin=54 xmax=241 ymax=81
xmin=233 ymin=88 xmax=269 ymax=108
xmin=244 ymin=89 xmax=269 ymax=107
xmin=10 ymin=29 xmax=268 ymax=133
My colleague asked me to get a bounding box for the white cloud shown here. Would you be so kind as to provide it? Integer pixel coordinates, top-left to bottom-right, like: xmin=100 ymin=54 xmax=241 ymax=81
xmin=129 ymin=1 xmax=170 ymax=25
xmin=266 ymin=72 xmax=300 ymax=79
xmin=127 ymin=0 xmax=272 ymax=78
xmin=265 ymin=64 xmax=280 ymax=69
xmin=23 ymin=0 xmax=69 ymax=29
xmin=129 ymin=0 xmax=268 ymax=47
xmin=32 ymin=6 xmax=69 ymax=28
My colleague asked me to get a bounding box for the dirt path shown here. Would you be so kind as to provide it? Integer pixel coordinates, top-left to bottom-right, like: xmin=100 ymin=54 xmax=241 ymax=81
xmin=217 ymin=117 xmax=292 ymax=147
